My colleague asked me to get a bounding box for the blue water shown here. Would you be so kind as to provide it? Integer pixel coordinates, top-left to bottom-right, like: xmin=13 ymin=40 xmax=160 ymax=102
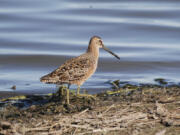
xmin=0 ymin=0 xmax=180 ymax=93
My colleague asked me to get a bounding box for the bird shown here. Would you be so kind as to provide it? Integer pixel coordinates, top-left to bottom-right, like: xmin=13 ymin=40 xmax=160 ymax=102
xmin=40 ymin=36 xmax=120 ymax=104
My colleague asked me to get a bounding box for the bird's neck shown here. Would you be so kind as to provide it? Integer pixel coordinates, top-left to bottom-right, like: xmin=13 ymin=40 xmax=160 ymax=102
xmin=87 ymin=44 xmax=99 ymax=60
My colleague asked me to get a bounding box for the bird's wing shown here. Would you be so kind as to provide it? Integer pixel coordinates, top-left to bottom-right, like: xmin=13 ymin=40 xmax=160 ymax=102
xmin=42 ymin=54 xmax=95 ymax=84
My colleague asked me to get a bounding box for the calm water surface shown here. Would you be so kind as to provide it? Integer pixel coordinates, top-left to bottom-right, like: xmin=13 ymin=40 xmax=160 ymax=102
xmin=0 ymin=0 xmax=180 ymax=94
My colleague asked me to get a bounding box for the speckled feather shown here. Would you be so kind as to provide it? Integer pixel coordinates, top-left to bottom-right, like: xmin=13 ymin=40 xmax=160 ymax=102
xmin=40 ymin=53 xmax=97 ymax=86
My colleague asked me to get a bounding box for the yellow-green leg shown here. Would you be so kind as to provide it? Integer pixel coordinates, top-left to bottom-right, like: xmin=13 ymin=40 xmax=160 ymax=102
xmin=61 ymin=86 xmax=64 ymax=95
xmin=76 ymin=86 xmax=96 ymax=99
xmin=66 ymin=88 xmax=70 ymax=104
xmin=77 ymin=86 xmax=80 ymax=95
xmin=64 ymin=84 xmax=71 ymax=104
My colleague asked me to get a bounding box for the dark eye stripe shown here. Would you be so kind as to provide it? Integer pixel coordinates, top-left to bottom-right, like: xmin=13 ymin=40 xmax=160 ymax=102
xmin=99 ymin=40 xmax=102 ymax=44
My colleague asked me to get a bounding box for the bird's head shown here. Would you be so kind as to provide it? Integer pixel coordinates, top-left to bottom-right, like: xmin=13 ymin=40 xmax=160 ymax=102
xmin=88 ymin=36 xmax=120 ymax=60
xmin=89 ymin=36 xmax=104 ymax=48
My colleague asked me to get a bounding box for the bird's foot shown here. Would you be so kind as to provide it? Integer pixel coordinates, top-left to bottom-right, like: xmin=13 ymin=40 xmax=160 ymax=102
xmin=77 ymin=94 xmax=96 ymax=99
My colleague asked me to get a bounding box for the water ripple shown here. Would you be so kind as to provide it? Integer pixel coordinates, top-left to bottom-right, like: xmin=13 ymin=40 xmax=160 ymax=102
xmin=0 ymin=0 xmax=180 ymax=92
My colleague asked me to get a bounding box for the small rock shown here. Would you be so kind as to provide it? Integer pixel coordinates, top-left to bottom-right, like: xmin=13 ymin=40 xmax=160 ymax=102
xmin=11 ymin=85 xmax=16 ymax=90
xmin=29 ymin=105 xmax=36 ymax=111
xmin=0 ymin=121 xmax=11 ymax=129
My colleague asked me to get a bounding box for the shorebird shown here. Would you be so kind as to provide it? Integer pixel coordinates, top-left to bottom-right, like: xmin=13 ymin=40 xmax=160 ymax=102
xmin=40 ymin=36 xmax=120 ymax=104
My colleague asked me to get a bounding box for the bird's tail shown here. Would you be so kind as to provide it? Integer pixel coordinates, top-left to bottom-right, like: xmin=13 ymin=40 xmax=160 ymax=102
xmin=40 ymin=74 xmax=57 ymax=84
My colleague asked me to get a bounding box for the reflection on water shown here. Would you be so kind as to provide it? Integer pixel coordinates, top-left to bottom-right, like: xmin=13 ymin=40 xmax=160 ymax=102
xmin=0 ymin=0 xmax=180 ymax=93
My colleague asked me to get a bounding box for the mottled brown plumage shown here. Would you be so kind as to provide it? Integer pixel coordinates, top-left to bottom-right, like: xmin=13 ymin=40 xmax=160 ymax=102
xmin=41 ymin=53 xmax=97 ymax=86
xmin=40 ymin=36 xmax=120 ymax=104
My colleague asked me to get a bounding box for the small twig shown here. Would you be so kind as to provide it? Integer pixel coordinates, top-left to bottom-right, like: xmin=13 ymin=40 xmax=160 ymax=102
xmin=25 ymin=126 xmax=51 ymax=132
xmin=76 ymin=108 xmax=89 ymax=116
xmin=35 ymin=122 xmax=42 ymax=127
xmin=78 ymin=127 xmax=123 ymax=135
xmin=48 ymin=128 xmax=68 ymax=135
xmin=63 ymin=124 xmax=93 ymax=130
xmin=111 ymin=82 xmax=119 ymax=89
xmin=98 ymin=104 xmax=115 ymax=116
xmin=103 ymin=104 xmax=115 ymax=114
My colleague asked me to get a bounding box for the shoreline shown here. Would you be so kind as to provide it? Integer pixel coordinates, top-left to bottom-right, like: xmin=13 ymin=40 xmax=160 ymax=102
xmin=0 ymin=84 xmax=180 ymax=135
xmin=0 ymin=91 xmax=27 ymax=100
xmin=1 ymin=78 xmax=179 ymax=99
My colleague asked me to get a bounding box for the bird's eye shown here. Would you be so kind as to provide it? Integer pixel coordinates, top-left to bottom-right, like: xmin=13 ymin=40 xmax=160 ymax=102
xmin=99 ymin=40 xmax=102 ymax=45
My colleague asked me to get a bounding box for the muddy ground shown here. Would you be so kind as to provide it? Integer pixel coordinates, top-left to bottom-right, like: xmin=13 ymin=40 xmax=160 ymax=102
xmin=0 ymin=84 xmax=180 ymax=135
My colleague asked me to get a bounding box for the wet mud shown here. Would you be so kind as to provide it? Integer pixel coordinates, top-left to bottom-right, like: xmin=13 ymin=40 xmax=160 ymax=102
xmin=0 ymin=84 xmax=180 ymax=135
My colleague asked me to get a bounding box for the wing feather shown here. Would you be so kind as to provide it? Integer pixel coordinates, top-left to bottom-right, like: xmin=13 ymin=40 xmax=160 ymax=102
xmin=40 ymin=53 xmax=96 ymax=84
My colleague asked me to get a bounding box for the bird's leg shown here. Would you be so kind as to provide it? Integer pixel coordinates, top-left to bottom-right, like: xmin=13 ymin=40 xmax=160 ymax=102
xmin=61 ymin=86 xmax=64 ymax=96
xmin=66 ymin=84 xmax=71 ymax=104
xmin=58 ymin=85 xmax=66 ymax=101
xmin=78 ymin=93 xmax=96 ymax=99
xmin=76 ymin=86 xmax=96 ymax=99
xmin=66 ymin=89 xmax=70 ymax=104
xmin=77 ymin=86 xmax=80 ymax=95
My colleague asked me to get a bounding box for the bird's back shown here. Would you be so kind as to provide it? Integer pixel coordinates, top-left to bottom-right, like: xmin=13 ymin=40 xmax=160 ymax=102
xmin=40 ymin=52 xmax=97 ymax=86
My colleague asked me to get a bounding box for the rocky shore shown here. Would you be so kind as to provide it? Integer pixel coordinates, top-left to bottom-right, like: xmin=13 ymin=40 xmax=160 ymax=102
xmin=0 ymin=83 xmax=180 ymax=135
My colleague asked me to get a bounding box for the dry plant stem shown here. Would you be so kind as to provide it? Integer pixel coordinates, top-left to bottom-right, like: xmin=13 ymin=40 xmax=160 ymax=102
xmin=102 ymin=104 xmax=115 ymax=114
xmin=26 ymin=126 xmax=50 ymax=132
xmin=112 ymin=82 xmax=119 ymax=89
xmin=77 ymin=108 xmax=89 ymax=116
xmin=67 ymin=89 xmax=70 ymax=104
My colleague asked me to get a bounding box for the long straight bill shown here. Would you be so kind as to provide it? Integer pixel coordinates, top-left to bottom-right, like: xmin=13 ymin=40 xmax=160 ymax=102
xmin=103 ymin=46 xmax=120 ymax=60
